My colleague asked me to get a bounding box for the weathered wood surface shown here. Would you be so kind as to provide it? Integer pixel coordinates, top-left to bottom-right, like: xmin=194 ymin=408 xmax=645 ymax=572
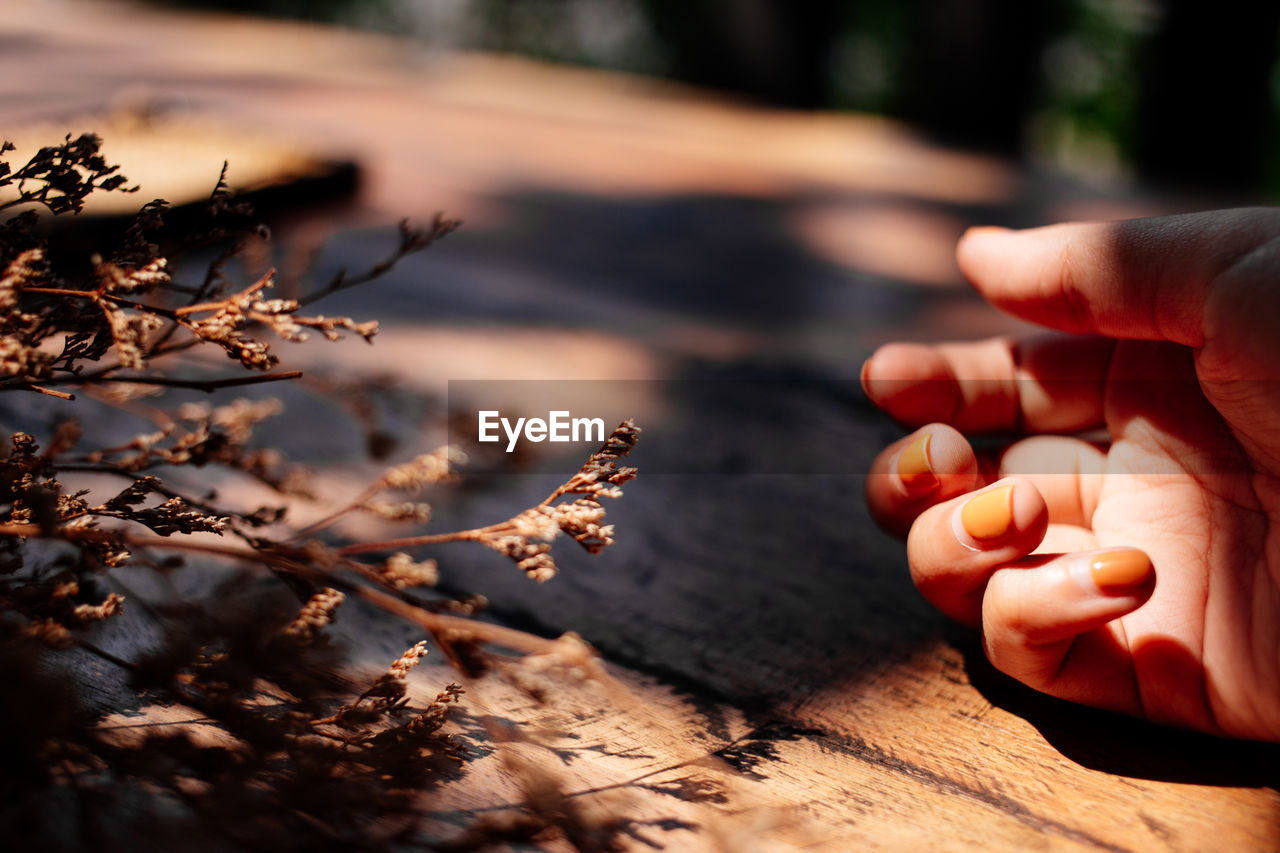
xmin=4 ymin=2 xmax=1280 ymax=850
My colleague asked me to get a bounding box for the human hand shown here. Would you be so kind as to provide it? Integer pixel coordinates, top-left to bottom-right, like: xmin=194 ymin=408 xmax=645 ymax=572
xmin=862 ymin=208 xmax=1280 ymax=740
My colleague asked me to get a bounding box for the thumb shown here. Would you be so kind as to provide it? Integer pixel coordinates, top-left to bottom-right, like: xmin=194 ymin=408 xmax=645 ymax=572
xmin=956 ymin=208 xmax=1280 ymax=345
xmin=982 ymin=548 xmax=1155 ymax=714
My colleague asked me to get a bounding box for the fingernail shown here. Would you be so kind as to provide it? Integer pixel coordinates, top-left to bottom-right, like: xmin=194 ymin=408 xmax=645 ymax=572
xmin=897 ymin=433 xmax=937 ymax=492
xmin=960 ymin=484 xmax=1014 ymax=541
xmin=1089 ymin=549 xmax=1153 ymax=591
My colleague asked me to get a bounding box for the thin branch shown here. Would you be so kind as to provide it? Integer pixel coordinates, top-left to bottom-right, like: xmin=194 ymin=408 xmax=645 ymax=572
xmin=335 ymin=528 xmax=483 ymax=556
xmin=54 ymin=334 xmax=202 ymax=386
xmin=175 ymin=269 xmax=275 ymax=317
xmin=285 ymin=482 xmax=383 ymax=543
xmin=102 ymin=295 xmax=179 ymax=319
xmin=298 ymin=216 xmax=460 ymax=308
xmin=333 ymin=481 xmax=568 ymax=557
xmin=148 ymin=241 xmax=242 ymax=352
xmin=57 ymin=463 xmax=271 ymax=546
xmin=20 ymin=287 xmax=179 ymax=319
xmin=20 ymin=286 xmax=97 ymax=299
xmin=98 ymin=370 xmax=303 ymax=392
xmin=4 ymin=383 xmax=76 ymax=400
xmin=0 ymin=522 xmax=573 ymax=659
xmin=44 ymin=370 xmax=303 ymax=393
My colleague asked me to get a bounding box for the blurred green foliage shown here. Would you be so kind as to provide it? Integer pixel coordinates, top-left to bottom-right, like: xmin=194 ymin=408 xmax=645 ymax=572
xmin=1029 ymin=0 xmax=1155 ymax=182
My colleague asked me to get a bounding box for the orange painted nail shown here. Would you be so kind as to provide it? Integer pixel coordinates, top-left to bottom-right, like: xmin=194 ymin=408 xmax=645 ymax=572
xmin=960 ymin=484 xmax=1014 ymax=541
xmin=1090 ymin=549 xmax=1153 ymax=591
xmin=897 ymin=433 xmax=937 ymax=492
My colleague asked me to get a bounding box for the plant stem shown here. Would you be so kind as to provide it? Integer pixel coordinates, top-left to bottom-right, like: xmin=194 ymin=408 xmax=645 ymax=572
xmin=98 ymin=371 xmax=303 ymax=392
xmin=0 ymin=522 xmax=571 ymax=659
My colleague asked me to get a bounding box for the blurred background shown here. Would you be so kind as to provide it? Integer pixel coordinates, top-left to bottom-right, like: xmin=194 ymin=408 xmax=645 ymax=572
xmin=157 ymin=0 xmax=1280 ymax=197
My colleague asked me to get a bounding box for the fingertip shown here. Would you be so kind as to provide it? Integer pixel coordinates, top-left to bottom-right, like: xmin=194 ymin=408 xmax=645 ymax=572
xmin=897 ymin=423 xmax=979 ymax=495
xmin=951 ymin=477 xmax=1049 ymax=553
xmin=904 ymin=477 xmax=1049 ymax=625
xmin=1073 ymin=547 xmax=1155 ymax=598
xmin=892 ymin=423 xmax=978 ymax=487
xmin=982 ymin=547 xmax=1155 ymax=694
xmin=861 ymin=343 xmax=962 ymax=427
xmin=956 ymin=225 xmax=1014 ymax=279
xmin=867 ymin=423 xmax=979 ymax=538
xmin=895 ymin=430 xmax=938 ymax=493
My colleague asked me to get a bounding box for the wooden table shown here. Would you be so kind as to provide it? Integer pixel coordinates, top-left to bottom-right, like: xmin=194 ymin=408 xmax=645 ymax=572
xmin=3 ymin=2 xmax=1278 ymax=849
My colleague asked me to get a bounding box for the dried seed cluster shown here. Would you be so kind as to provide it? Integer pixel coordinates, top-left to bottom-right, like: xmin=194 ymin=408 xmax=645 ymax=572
xmin=478 ymin=419 xmax=640 ymax=581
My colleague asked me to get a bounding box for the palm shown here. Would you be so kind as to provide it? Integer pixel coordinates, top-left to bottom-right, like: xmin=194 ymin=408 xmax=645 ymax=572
xmin=1074 ymin=339 xmax=1280 ymax=739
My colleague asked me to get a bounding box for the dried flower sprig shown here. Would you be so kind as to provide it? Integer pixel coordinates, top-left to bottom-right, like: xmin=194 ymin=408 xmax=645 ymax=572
xmin=348 ymin=640 xmax=431 ymax=713
xmin=0 ymin=133 xmax=136 ymax=216
xmin=335 ymin=419 xmax=641 ymax=582
xmin=0 ymin=162 xmax=407 ymax=394
xmin=174 ymin=269 xmax=379 ymax=371
xmin=0 ymin=134 xmax=640 ymax=849
xmin=279 ymin=587 xmax=346 ymax=646
xmin=289 ymin=446 xmax=462 ymax=544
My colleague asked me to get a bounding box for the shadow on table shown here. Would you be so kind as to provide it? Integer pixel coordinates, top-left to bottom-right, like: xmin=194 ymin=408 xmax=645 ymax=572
xmin=957 ymin=629 xmax=1280 ymax=789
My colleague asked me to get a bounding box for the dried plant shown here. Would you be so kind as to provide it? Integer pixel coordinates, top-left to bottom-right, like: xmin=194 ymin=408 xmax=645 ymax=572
xmin=0 ymin=134 xmax=640 ymax=851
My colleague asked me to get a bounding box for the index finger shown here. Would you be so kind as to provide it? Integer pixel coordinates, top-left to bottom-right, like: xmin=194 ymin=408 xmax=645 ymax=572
xmin=957 ymin=208 xmax=1280 ymax=345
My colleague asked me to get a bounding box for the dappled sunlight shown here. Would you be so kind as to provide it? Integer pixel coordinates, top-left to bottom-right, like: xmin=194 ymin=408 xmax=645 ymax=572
xmin=417 ymin=54 xmax=1021 ymax=205
xmin=2 ymin=110 xmax=349 ymax=217
xmin=292 ymin=325 xmax=663 ymax=385
xmin=0 ymin=2 xmax=1016 ymax=229
xmin=789 ymin=201 xmax=969 ymax=287
xmin=868 ymin=299 xmax=1040 ymax=348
